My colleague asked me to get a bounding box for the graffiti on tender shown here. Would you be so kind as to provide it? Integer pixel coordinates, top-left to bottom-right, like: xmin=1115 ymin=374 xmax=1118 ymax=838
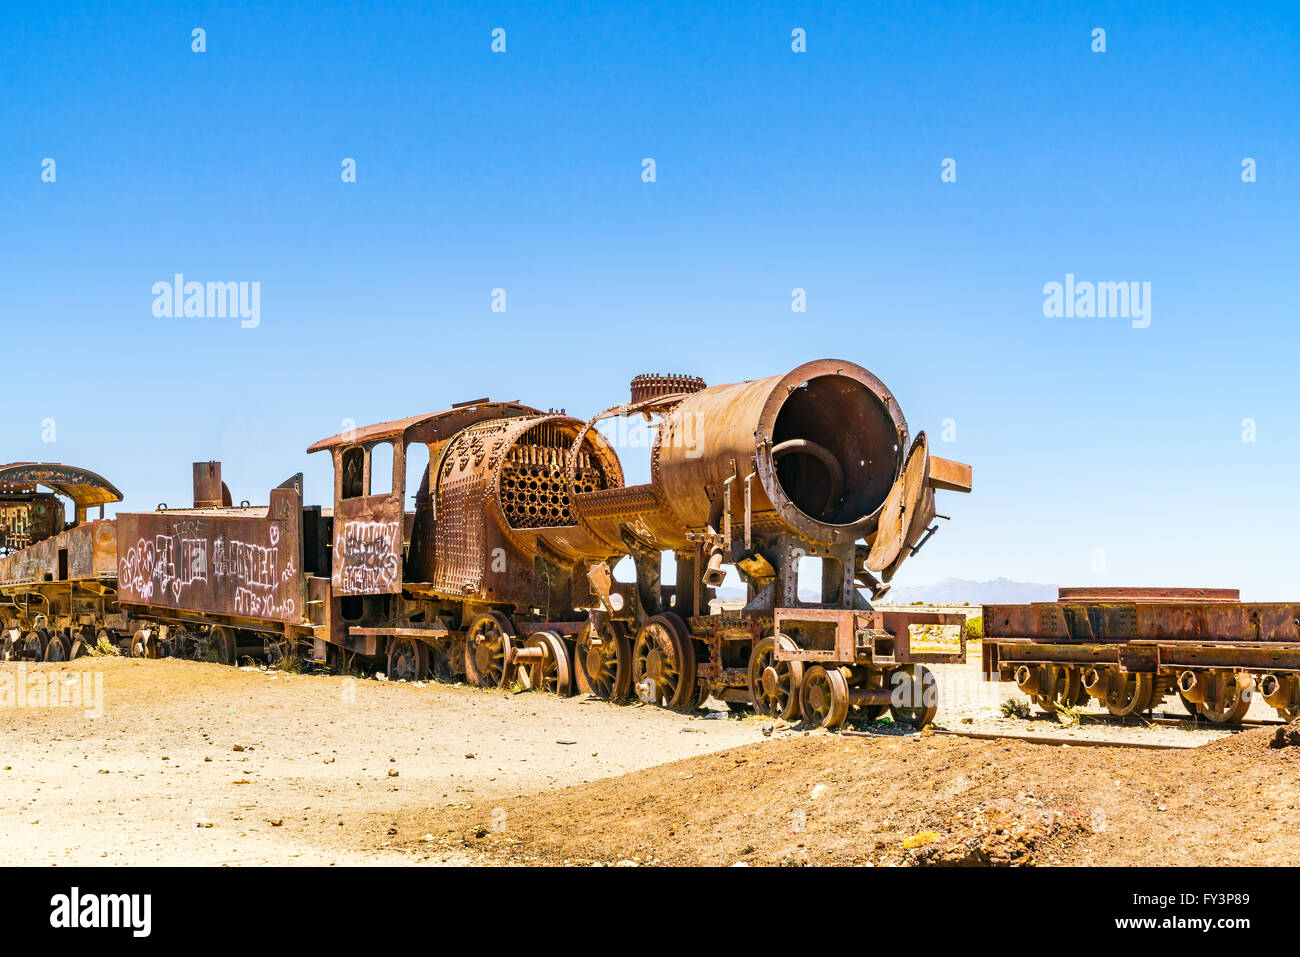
xmin=336 ymin=520 xmax=400 ymax=593
xmin=119 ymin=518 xmax=297 ymax=621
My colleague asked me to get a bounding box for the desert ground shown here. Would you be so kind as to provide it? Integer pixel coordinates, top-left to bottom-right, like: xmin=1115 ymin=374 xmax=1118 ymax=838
xmin=1 ymin=656 xmax=1296 ymax=866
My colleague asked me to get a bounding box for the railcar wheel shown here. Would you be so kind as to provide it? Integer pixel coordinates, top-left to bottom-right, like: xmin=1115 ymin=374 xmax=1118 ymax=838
xmin=632 ymin=614 xmax=697 ymax=711
xmin=889 ymin=663 xmax=939 ymax=727
xmin=43 ymin=633 xmax=71 ymax=662
xmin=1197 ymin=673 xmax=1253 ymax=725
xmin=1041 ymin=665 xmax=1086 ymax=712
xmin=519 ymin=631 xmax=573 ymax=696
xmin=464 ymin=613 xmax=516 ymax=688
xmin=209 ymin=626 xmax=237 ymax=666
xmin=1104 ymin=671 xmax=1154 ymax=717
xmin=576 ymin=620 xmax=632 ymax=701
xmin=387 ymin=637 xmax=429 ymax=682
xmin=747 ymin=635 xmax=803 ymax=721
xmin=23 ymin=629 xmax=51 ymax=661
xmin=800 ymin=665 xmax=850 ymax=729
xmin=131 ymin=629 xmax=160 ymax=659
xmin=0 ymin=630 xmax=19 ymax=661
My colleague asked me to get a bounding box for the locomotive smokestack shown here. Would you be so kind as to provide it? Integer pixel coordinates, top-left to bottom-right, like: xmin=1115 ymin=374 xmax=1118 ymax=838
xmin=193 ymin=462 xmax=231 ymax=509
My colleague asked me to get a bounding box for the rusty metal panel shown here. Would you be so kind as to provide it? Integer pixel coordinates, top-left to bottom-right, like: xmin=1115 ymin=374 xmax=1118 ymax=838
xmin=116 ymin=487 xmax=304 ymax=623
xmin=0 ymin=537 xmax=54 ymax=584
xmin=91 ymin=519 xmax=117 ymax=577
xmin=772 ymin=607 xmax=857 ymax=661
xmin=431 ymin=421 xmax=505 ymax=597
xmin=331 ymin=495 xmax=404 ymax=596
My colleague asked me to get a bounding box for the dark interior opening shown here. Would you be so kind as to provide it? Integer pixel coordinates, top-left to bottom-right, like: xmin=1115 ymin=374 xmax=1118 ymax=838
xmin=772 ymin=375 xmax=901 ymax=525
xmin=340 ymin=447 xmax=365 ymax=499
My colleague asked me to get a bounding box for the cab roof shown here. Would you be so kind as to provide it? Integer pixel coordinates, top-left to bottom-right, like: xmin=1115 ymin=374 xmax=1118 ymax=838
xmin=306 ymin=401 xmax=539 ymax=454
xmin=0 ymin=463 xmax=124 ymax=508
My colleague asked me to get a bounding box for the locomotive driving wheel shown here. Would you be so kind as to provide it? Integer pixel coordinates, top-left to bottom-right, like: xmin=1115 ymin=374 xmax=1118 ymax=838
xmin=1104 ymin=671 xmax=1154 ymax=717
xmin=800 ymin=665 xmax=850 ymax=729
xmin=747 ymin=635 xmax=804 ymax=720
xmin=889 ymin=663 xmax=939 ymax=727
xmin=1197 ymin=672 xmax=1253 ymax=725
xmin=464 ymin=612 xmax=516 ymax=688
xmin=387 ymin=637 xmax=429 ymax=682
xmin=632 ymin=613 xmax=698 ymax=711
xmin=519 ymin=631 xmax=573 ymax=696
xmin=577 ymin=619 xmax=632 ymax=701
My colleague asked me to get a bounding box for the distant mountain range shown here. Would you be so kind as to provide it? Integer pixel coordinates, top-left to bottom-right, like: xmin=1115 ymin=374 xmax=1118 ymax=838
xmin=711 ymin=577 xmax=1057 ymax=606
xmin=880 ymin=577 xmax=1057 ymax=605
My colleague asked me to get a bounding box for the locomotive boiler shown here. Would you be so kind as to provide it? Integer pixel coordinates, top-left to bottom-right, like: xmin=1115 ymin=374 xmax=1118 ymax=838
xmin=562 ymin=360 xmax=973 ymax=727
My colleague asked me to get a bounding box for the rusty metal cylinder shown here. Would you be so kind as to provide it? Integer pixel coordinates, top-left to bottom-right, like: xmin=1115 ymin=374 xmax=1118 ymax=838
xmin=1259 ymin=673 xmax=1296 ymax=710
xmin=1014 ymin=665 xmax=1038 ymax=695
xmin=193 ymin=462 xmax=226 ymax=509
xmin=640 ymin=359 xmax=908 ymax=549
xmin=1081 ymin=667 xmax=1107 ymax=698
xmin=1178 ymin=669 xmax=1208 ymax=704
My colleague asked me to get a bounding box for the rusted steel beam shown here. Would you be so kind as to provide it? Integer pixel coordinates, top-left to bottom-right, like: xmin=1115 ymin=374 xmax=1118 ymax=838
xmin=927 ymin=456 xmax=973 ymax=493
xmin=1055 ymin=586 xmax=1240 ymax=603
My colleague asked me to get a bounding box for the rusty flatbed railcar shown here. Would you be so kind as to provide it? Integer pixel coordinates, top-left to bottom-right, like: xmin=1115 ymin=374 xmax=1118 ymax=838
xmin=982 ymin=587 xmax=1300 ymax=723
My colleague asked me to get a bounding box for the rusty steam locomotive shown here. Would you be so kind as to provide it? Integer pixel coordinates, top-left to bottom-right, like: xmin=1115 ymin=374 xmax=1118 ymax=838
xmin=0 ymin=360 xmax=973 ymax=729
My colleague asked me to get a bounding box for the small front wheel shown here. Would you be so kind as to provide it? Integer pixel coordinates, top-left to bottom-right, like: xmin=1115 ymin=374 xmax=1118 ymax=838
xmin=888 ymin=663 xmax=938 ymax=727
xmin=800 ymin=665 xmax=850 ymax=729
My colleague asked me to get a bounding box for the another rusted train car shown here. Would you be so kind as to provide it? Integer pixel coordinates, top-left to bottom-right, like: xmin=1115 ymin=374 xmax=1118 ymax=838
xmin=0 ymin=463 xmax=123 ymax=661
xmin=982 ymin=587 xmax=1300 ymax=723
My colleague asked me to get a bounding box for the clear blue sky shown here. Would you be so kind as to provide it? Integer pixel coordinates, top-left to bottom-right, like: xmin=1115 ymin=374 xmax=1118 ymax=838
xmin=2 ymin=1 xmax=1296 ymax=599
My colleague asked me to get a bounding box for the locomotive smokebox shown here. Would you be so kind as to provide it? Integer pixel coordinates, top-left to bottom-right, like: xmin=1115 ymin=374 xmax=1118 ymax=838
xmin=653 ymin=358 xmax=908 ymax=547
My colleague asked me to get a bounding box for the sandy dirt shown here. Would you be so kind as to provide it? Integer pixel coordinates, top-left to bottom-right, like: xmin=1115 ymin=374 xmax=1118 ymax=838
xmin=0 ymin=658 xmax=765 ymax=865
xmin=1 ymin=655 xmax=1293 ymax=866
xmin=410 ymin=724 xmax=1300 ymax=867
